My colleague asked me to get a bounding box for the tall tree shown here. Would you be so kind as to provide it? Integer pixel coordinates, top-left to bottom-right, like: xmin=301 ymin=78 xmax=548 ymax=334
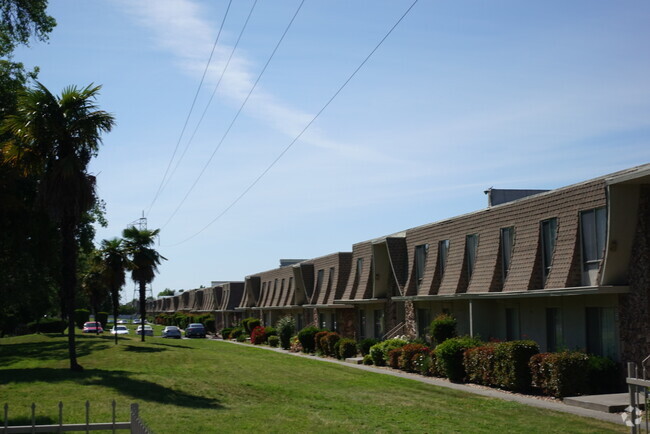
xmin=1 ymin=82 xmax=114 ymax=371
xmin=122 ymin=227 xmax=165 ymax=342
xmin=100 ymin=237 xmax=128 ymax=345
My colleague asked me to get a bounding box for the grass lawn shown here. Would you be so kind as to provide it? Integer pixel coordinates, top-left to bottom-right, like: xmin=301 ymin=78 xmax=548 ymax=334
xmin=0 ymin=333 xmax=623 ymax=433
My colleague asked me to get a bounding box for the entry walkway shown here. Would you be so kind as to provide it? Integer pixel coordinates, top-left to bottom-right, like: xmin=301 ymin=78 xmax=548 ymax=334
xmin=219 ymin=339 xmax=624 ymax=425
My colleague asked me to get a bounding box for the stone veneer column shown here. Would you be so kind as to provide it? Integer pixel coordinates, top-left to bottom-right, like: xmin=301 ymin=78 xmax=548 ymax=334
xmin=404 ymin=300 xmax=417 ymax=340
xmin=618 ymin=185 xmax=650 ymax=365
xmin=339 ymin=309 xmax=356 ymax=339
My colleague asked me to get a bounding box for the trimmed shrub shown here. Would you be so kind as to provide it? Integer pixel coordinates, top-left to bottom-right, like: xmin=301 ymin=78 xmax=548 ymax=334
xmin=586 ymin=356 xmax=620 ymax=394
xmin=464 ymin=344 xmax=497 ymax=386
xmin=435 ymin=335 xmax=483 ymax=382
xmin=323 ymin=332 xmax=341 ymax=357
xmin=74 ymin=309 xmax=90 ymax=329
xmin=369 ymin=338 xmax=408 ymax=366
xmin=26 ymin=318 xmax=66 ymax=334
xmin=276 ymin=316 xmax=296 ymax=350
xmin=363 ymin=354 xmax=374 ymax=365
xmin=242 ymin=317 xmax=261 ymax=334
xmin=251 ymin=326 xmax=266 ymax=345
xmin=358 ymin=338 xmax=379 ymax=356
xmin=229 ymin=327 xmax=244 ymax=340
xmin=264 ymin=326 xmax=277 ymax=338
xmin=412 ymin=352 xmax=432 ymax=376
xmin=268 ymin=335 xmax=280 ymax=347
xmin=95 ymin=312 xmax=109 ymax=328
xmin=338 ymin=338 xmax=358 ymax=359
xmin=530 ymin=351 xmax=589 ymax=398
xmin=399 ymin=343 xmax=431 ymax=372
xmin=493 ymin=340 xmax=539 ymax=391
xmin=297 ymin=326 xmax=320 ymax=353
xmin=221 ymin=327 xmax=233 ymax=340
xmin=204 ymin=318 xmax=216 ymax=333
xmin=236 ymin=333 xmax=246 ymax=342
xmin=315 ymin=331 xmax=330 ymax=354
xmin=388 ymin=348 xmax=402 ymax=369
xmin=429 ymin=350 xmax=444 ymax=377
xmin=429 ymin=314 xmax=457 ymax=345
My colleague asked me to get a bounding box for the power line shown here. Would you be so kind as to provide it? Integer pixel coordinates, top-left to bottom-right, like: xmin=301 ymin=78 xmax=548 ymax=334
xmin=160 ymin=0 xmax=259 ymax=197
xmin=160 ymin=0 xmax=306 ymax=230
xmin=146 ymin=0 xmax=233 ymax=217
xmin=164 ymin=0 xmax=420 ymax=247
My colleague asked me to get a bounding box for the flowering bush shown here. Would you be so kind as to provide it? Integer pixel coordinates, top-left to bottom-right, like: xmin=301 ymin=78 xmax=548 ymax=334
xmin=399 ymin=343 xmax=431 ymax=372
xmin=290 ymin=336 xmax=303 ymax=353
xmin=251 ymin=326 xmax=266 ymax=345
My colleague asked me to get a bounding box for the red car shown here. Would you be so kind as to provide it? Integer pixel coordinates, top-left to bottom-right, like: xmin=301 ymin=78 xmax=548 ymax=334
xmin=82 ymin=321 xmax=103 ymax=333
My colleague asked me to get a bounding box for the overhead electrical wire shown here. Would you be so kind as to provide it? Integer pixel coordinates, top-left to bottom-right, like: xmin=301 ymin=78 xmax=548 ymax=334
xmin=160 ymin=0 xmax=306 ymax=230
xmin=160 ymin=0 xmax=259 ymax=196
xmin=164 ymin=0 xmax=420 ymax=247
xmin=146 ymin=0 xmax=233 ymax=217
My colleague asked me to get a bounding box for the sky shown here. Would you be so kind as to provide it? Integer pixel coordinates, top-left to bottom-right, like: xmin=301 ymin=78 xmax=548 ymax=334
xmin=13 ymin=0 xmax=650 ymax=299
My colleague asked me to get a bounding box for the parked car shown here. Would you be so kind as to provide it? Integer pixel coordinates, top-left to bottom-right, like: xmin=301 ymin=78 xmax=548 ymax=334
xmin=110 ymin=325 xmax=129 ymax=335
xmin=185 ymin=323 xmax=206 ymax=338
xmin=82 ymin=321 xmax=103 ymax=333
xmin=162 ymin=326 xmax=182 ymax=339
xmin=136 ymin=325 xmax=154 ymax=336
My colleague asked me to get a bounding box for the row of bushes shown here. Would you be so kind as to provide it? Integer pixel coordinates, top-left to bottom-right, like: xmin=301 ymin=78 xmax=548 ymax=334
xmin=155 ymin=313 xmax=216 ymax=332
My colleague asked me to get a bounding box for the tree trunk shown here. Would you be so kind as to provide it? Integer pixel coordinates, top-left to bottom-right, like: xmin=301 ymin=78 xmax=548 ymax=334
xmin=61 ymin=217 xmax=82 ymax=371
xmin=140 ymin=280 xmax=146 ymax=342
xmin=112 ymin=287 xmax=119 ymax=345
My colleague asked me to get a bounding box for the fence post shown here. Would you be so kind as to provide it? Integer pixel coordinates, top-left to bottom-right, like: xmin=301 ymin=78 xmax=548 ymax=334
xmin=131 ymin=403 xmax=139 ymax=434
xmin=4 ymin=403 xmax=8 ymax=430
xmin=59 ymin=401 xmax=63 ymax=433
xmin=628 ymin=362 xmax=638 ymax=434
xmin=112 ymin=400 xmax=116 ymax=434
xmin=85 ymin=400 xmax=90 ymax=434
xmin=31 ymin=402 xmax=35 ymax=434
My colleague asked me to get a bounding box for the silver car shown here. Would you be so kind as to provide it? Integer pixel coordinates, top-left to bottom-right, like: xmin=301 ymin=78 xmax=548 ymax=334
xmin=136 ymin=325 xmax=154 ymax=336
xmin=162 ymin=325 xmax=181 ymax=339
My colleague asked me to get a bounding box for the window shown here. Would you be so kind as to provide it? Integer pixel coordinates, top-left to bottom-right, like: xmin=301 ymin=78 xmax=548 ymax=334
xmin=359 ymin=310 xmax=367 ymax=339
xmin=315 ymin=269 xmax=324 ymax=294
xmin=319 ymin=313 xmax=326 ymax=329
xmin=545 ymin=308 xmax=563 ymax=352
xmin=295 ymin=313 xmax=303 ymax=331
xmin=415 ymin=244 xmax=429 ymax=289
xmin=581 ymin=208 xmax=607 ymax=270
xmin=356 ymin=258 xmax=363 ymax=278
xmin=373 ymin=309 xmax=385 ymax=338
xmin=329 ymin=267 xmax=335 ymax=287
xmin=288 ymin=277 xmax=293 ymax=290
xmin=466 ymin=234 xmax=479 ymax=279
xmin=586 ymin=307 xmax=617 ymax=359
xmin=505 ymin=307 xmax=520 ymax=341
xmin=417 ymin=309 xmax=430 ymax=338
xmin=541 ymin=218 xmax=558 ymax=281
xmin=438 ymin=240 xmax=449 ymax=276
xmin=281 ymin=278 xmax=285 ymax=292
xmin=501 ymin=227 xmax=515 ymax=280
xmin=331 ymin=313 xmax=338 ymax=332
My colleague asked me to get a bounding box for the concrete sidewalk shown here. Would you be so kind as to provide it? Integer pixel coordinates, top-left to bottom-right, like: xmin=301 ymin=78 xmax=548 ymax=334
xmin=217 ymin=338 xmax=625 ymax=425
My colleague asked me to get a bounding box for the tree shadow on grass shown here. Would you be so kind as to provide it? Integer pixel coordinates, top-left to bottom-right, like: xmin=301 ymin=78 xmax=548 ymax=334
xmin=123 ymin=345 xmax=166 ymax=353
xmin=0 ymin=368 xmax=221 ymax=409
xmin=150 ymin=342 xmax=194 ymax=350
xmin=0 ymin=338 xmax=110 ymax=366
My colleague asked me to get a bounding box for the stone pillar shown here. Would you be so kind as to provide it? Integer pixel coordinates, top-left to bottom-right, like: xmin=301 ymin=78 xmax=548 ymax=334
xmin=619 ymin=185 xmax=650 ymax=365
xmin=404 ymin=300 xmax=417 ymax=340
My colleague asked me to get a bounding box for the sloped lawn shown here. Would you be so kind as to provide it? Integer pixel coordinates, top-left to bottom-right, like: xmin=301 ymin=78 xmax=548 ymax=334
xmin=0 ymin=333 xmax=623 ymax=433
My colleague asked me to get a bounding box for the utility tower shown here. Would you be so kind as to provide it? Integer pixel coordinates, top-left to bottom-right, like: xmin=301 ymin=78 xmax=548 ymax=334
xmin=128 ymin=211 xmax=154 ymax=302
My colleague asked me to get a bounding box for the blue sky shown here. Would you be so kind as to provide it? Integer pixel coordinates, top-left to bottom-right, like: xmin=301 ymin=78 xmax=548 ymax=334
xmin=14 ymin=0 xmax=650 ymax=298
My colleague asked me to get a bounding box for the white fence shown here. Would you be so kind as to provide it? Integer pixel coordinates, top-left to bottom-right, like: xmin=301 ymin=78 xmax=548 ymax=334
xmin=1 ymin=401 xmax=152 ymax=433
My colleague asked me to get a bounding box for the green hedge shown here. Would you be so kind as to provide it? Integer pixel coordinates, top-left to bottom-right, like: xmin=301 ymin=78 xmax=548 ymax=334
xmin=369 ymin=338 xmax=408 ymax=366
xmin=435 ymin=336 xmax=482 ymax=382
xmin=464 ymin=340 xmax=539 ymax=392
xmin=221 ymin=327 xmax=233 ymax=339
xmin=268 ymin=335 xmax=280 ymax=347
xmin=275 ymin=316 xmax=295 ymax=350
xmin=357 ymin=338 xmax=379 ymax=356
xmin=74 ymin=309 xmax=90 ymax=329
xmin=429 ymin=314 xmax=457 ymax=345
xmin=338 ymin=338 xmax=357 ymax=359
xmin=297 ymin=326 xmax=321 ymax=353
xmin=26 ymin=318 xmax=66 ymax=334
xmin=530 ymin=351 xmax=589 ymax=398
xmin=242 ymin=317 xmax=261 ymax=334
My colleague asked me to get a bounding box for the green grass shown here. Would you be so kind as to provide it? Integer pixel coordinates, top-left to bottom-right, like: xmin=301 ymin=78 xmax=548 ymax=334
xmin=0 ymin=333 xmax=623 ymax=433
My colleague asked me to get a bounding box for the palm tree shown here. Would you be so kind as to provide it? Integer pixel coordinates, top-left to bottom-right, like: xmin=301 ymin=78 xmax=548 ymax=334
xmin=100 ymin=238 xmax=129 ymax=345
xmin=1 ymin=82 xmax=114 ymax=371
xmin=122 ymin=227 xmax=166 ymax=342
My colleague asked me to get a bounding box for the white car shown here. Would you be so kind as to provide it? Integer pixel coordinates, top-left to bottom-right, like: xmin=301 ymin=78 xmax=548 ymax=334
xmin=111 ymin=325 xmax=129 ymax=335
xmin=136 ymin=325 xmax=154 ymax=336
